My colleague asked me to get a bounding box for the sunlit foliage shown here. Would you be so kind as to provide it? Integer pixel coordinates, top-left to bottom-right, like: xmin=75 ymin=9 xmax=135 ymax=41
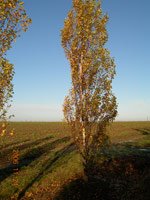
xmin=0 ymin=0 xmax=31 ymax=132
xmin=0 ymin=57 xmax=14 ymax=120
xmin=61 ymin=0 xmax=117 ymax=170
xmin=0 ymin=0 xmax=31 ymax=56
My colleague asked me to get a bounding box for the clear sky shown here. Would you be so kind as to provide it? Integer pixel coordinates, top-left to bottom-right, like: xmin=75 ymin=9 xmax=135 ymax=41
xmin=6 ymin=0 xmax=150 ymax=121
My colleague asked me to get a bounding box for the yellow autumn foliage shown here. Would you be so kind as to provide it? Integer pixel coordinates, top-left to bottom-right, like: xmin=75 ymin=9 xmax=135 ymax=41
xmin=0 ymin=0 xmax=31 ymax=132
xmin=61 ymin=0 xmax=117 ymax=165
xmin=0 ymin=0 xmax=32 ymax=56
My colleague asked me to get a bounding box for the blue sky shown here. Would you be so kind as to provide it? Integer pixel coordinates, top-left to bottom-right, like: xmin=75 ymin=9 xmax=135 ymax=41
xmin=6 ymin=0 xmax=150 ymax=121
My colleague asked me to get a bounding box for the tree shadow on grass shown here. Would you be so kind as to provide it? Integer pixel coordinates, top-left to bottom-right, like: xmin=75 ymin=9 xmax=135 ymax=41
xmin=17 ymin=142 xmax=76 ymax=200
xmin=134 ymin=128 xmax=150 ymax=135
xmin=0 ymin=135 xmax=55 ymax=158
xmin=0 ymin=139 xmax=30 ymax=151
xmin=0 ymin=136 xmax=70 ymax=183
xmin=55 ymin=145 xmax=150 ymax=200
xmin=0 ymin=135 xmax=54 ymax=176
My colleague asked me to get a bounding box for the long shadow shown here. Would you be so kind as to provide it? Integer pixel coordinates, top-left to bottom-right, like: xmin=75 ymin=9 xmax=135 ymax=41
xmin=0 ymin=135 xmax=54 ymax=169
xmin=17 ymin=142 xmax=76 ymax=200
xmin=0 ymin=135 xmax=54 ymax=155
xmin=0 ymin=139 xmax=30 ymax=168
xmin=20 ymin=136 xmax=70 ymax=167
xmin=134 ymin=128 xmax=150 ymax=135
xmin=55 ymin=145 xmax=150 ymax=200
xmin=0 ymin=136 xmax=70 ymax=183
xmin=0 ymin=139 xmax=30 ymax=151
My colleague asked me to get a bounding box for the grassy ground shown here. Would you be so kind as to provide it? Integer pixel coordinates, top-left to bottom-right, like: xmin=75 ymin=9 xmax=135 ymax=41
xmin=0 ymin=122 xmax=150 ymax=200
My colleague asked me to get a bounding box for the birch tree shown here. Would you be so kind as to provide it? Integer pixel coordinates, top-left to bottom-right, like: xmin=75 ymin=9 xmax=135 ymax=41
xmin=61 ymin=0 xmax=117 ymax=175
xmin=0 ymin=0 xmax=31 ymax=57
xmin=0 ymin=58 xmax=14 ymax=135
xmin=0 ymin=0 xmax=31 ymax=132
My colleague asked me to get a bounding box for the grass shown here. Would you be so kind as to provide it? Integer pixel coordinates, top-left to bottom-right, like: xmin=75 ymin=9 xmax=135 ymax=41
xmin=0 ymin=121 xmax=150 ymax=200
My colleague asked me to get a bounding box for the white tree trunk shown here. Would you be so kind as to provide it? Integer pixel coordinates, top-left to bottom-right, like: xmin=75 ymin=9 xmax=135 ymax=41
xmin=79 ymin=54 xmax=86 ymax=147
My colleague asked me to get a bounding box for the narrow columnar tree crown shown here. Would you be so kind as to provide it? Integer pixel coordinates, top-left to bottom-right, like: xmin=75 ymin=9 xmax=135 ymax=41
xmin=0 ymin=58 xmax=14 ymax=120
xmin=61 ymin=0 xmax=117 ymax=161
xmin=0 ymin=0 xmax=31 ymax=123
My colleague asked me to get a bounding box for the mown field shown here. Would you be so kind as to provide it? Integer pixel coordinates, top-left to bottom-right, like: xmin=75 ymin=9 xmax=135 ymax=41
xmin=0 ymin=122 xmax=150 ymax=200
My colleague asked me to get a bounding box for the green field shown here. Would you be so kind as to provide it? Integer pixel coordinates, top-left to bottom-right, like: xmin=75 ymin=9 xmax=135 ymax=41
xmin=0 ymin=122 xmax=150 ymax=200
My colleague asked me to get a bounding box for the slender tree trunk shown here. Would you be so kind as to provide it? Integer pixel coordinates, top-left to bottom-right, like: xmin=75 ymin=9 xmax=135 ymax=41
xmin=79 ymin=54 xmax=86 ymax=148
